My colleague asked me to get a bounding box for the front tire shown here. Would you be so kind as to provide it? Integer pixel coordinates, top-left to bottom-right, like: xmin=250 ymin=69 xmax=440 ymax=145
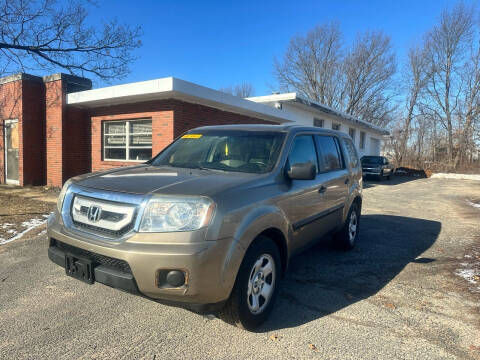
xmin=334 ymin=203 xmax=360 ymax=251
xmin=218 ymin=236 xmax=281 ymax=330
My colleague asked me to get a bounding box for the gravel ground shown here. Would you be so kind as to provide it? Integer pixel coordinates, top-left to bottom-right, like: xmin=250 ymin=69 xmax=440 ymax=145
xmin=0 ymin=177 xmax=479 ymax=359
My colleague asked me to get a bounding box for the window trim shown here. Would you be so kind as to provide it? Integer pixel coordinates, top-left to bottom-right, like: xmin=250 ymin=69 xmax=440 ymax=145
xmin=348 ymin=127 xmax=356 ymax=142
xmin=359 ymin=131 xmax=366 ymax=150
xmin=103 ymin=119 xmax=153 ymax=162
xmin=313 ymin=118 xmax=324 ymax=128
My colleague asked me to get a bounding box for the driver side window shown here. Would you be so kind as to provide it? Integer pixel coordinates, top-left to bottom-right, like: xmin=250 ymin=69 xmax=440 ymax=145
xmin=288 ymin=135 xmax=318 ymax=173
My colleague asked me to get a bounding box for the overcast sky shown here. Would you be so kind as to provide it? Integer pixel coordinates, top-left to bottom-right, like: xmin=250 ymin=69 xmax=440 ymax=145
xmin=91 ymin=0 xmax=466 ymax=95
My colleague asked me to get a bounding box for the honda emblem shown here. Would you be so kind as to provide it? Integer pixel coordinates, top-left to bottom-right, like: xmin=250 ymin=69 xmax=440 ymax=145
xmin=87 ymin=205 xmax=102 ymax=222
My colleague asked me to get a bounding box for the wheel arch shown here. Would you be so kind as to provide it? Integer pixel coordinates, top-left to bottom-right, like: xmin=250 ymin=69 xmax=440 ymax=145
xmin=254 ymin=227 xmax=288 ymax=277
xmin=220 ymin=207 xmax=290 ymax=296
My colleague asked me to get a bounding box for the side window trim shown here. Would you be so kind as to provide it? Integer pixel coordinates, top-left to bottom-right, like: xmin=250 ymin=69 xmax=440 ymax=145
xmin=333 ymin=137 xmax=346 ymax=169
xmin=313 ymin=133 xmax=325 ymax=173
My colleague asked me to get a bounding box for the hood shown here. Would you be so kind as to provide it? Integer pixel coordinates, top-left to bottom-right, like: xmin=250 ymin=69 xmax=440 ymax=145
xmin=74 ymin=165 xmax=258 ymax=197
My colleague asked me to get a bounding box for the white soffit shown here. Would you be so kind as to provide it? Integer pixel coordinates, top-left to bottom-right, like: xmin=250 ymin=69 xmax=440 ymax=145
xmin=66 ymin=77 xmax=296 ymax=124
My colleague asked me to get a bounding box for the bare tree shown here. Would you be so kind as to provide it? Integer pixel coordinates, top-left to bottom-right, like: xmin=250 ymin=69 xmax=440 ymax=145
xmin=453 ymin=44 xmax=480 ymax=166
xmin=219 ymin=82 xmax=255 ymax=97
xmin=0 ymin=0 xmax=142 ymax=80
xmin=274 ymin=26 xmax=396 ymax=126
xmin=273 ymin=22 xmax=344 ymax=108
xmin=423 ymin=2 xmax=475 ymax=163
xmin=342 ymin=31 xmax=397 ymax=126
xmin=397 ymin=43 xmax=431 ymax=164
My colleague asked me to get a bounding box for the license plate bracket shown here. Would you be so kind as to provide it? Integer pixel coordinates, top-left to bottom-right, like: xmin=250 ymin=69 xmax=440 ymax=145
xmin=65 ymin=253 xmax=94 ymax=284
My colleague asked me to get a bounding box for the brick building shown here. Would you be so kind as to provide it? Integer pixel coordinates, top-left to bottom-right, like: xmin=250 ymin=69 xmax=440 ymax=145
xmin=0 ymin=74 xmax=296 ymax=187
xmin=0 ymin=73 xmax=387 ymax=188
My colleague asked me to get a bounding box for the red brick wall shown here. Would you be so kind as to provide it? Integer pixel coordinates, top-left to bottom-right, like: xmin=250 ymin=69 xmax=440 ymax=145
xmin=171 ymin=100 xmax=275 ymax=138
xmin=21 ymin=80 xmax=45 ymax=185
xmin=63 ymin=107 xmax=91 ymax=180
xmin=45 ymin=79 xmax=65 ymax=187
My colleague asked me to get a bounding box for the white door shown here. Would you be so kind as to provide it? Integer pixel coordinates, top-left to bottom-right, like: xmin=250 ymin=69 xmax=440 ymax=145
xmin=370 ymin=138 xmax=380 ymax=156
xmin=4 ymin=119 xmax=19 ymax=185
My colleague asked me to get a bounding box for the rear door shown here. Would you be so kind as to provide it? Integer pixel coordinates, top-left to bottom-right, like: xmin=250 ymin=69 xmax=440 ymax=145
xmin=314 ymin=135 xmax=349 ymax=232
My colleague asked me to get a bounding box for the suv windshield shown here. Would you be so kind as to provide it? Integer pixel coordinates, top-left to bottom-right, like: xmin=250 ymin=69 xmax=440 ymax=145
xmin=361 ymin=156 xmax=383 ymax=165
xmin=150 ymin=131 xmax=285 ymax=174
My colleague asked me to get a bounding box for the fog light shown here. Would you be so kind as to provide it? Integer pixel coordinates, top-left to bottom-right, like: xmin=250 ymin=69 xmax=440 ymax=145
xmin=166 ymin=270 xmax=186 ymax=287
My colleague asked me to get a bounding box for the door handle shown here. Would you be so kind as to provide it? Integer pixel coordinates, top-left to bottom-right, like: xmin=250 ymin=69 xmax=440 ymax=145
xmin=318 ymin=185 xmax=327 ymax=194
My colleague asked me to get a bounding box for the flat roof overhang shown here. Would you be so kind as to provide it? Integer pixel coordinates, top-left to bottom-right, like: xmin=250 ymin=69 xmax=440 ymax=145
xmin=247 ymin=93 xmax=389 ymax=135
xmin=66 ymin=77 xmax=296 ymax=124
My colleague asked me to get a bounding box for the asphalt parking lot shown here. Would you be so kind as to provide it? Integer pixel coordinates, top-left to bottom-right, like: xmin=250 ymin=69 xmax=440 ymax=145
xmin=1 ymin=177 xmax=479 ymax=359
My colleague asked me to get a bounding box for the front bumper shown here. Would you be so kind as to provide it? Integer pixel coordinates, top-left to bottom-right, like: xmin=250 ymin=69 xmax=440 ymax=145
xmin=362 ymin=168 xmax=382 ymax=175
xmin=47 ymin=219 xmax=238 ymax=313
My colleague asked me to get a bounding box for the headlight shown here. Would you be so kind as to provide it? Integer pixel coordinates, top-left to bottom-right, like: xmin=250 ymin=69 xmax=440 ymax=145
xmin=140 ymin=196 xmax=215 ymax=232
xmin=57 ymin=179 xmax=73 ymax=213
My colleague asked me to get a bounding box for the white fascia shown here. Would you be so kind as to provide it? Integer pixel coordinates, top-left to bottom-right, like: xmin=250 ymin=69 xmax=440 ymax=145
xmin=66 ymin=77 xmax=296 ymax=124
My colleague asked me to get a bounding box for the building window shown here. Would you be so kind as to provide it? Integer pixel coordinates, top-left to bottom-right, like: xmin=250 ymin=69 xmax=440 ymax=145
xmin=103 ymin=119 xmax=152 ymax=161
xmin=359 ymin=131 xmax=366 ymax=149
xmin=332 ymin=123 xmax=341 ymax=131
xmin=313 ymin=118 xmax=324 ymax=128
xmin=349 ymin=128 xmax=356 ymax=142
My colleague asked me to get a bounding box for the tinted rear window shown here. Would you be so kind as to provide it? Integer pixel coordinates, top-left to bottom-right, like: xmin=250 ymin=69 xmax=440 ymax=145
xmin=316 ymin=135 xmax=343 ymax=171
xmin=343 ymin=138 xmax=359 ymax=168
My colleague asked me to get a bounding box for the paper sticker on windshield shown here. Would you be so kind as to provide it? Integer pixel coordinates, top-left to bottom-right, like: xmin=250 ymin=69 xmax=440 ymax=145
xmin=182 ymin=134 xmax=202 ymax=139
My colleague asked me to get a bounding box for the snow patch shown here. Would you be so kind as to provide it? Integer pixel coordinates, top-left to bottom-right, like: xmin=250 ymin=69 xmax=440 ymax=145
xmin=466 ymin=200 xmax=480 ymax=209
xmin=456 ymin=246 xmax=480 ymax=293
xmin=431 ymin=173 xmax=480 ymax=181
xmin=456 ymin=269 xmax=479 ymax=286
xmin=0 ymin=216 xmax=48 ymax=245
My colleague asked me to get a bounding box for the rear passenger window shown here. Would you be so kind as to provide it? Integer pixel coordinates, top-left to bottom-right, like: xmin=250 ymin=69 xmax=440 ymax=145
xmin=316 ymin=135 xmax=343 ymax=171
xmin=343 ymin=138 xmax=359 ymax=168
xmin=288 ymin=135 xmax=318 ymax=172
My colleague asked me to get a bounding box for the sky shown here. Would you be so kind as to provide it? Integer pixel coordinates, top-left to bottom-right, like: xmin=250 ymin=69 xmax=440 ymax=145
xmin=89 ymin=0 xmax=467 ymax=95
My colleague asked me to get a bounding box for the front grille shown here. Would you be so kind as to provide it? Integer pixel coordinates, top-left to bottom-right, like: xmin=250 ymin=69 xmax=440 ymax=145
xmin=52 ymin=239 xmax=132 ymax=274
xmin=73 ymin=220 xmax=135 ymax=237
xmin=70 ymin=195 xmax=138 ymax=238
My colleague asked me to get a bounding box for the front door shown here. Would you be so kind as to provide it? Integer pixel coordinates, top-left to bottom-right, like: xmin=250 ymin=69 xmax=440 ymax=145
xmin=4 ymin=120 xmax=19 ymax=185
xmin=277 ymin=134 xmax=329 ymax=254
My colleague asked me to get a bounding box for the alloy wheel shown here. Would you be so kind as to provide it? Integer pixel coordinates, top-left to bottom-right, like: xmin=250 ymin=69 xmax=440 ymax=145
xmin=247 ymin=254 xmax=276 ymax=314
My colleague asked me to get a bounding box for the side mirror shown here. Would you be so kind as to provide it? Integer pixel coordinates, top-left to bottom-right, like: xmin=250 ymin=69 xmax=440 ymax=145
xmin=287 ymin=162 xmax=316 ymax=180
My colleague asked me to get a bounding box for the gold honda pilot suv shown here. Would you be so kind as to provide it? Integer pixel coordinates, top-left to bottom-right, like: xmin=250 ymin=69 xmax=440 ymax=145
xmin=47 ymin=124 xmax=362 ymax=330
